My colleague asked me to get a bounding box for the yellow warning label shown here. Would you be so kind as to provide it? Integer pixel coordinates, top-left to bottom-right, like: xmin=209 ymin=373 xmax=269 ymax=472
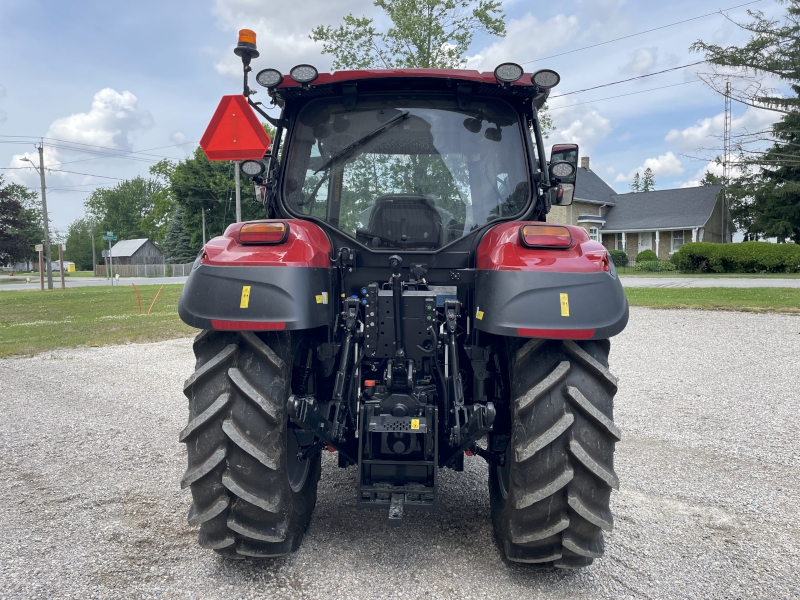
xmin=315 ymin=294 xmax=323 ymax=304
xmin=475 ymin=309 xmax=484 ymax=320
xmin=240 ymin=286 xmax=251 ymax=309
xmin=410 ymin=419 xmax=420 ymax=430
xmin=560 ymin=293 xmax=569 ymax=317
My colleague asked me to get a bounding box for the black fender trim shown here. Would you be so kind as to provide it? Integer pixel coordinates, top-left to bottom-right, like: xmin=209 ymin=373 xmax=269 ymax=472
xmin=473 ymin=270 xmax=628 ymax=339
xmin=178 ymin=265 xmax=332 ymax=331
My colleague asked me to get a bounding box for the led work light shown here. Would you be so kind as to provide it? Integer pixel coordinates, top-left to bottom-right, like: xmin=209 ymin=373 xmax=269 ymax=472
xmin=240 ymin=160 xmax=266 ymax=177
xmin=494 ymin=63 xmax=524 ymax=84
xmin=531 ymin=69 xmax=560 ymax=89
xmin=255 ymin=68 xmax=283 ymax=88
xmin=290 ymin=64 xmax=319 ymax=84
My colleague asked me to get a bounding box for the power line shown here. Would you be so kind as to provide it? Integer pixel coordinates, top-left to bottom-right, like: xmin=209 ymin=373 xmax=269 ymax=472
xmin=547 ymin=80 xmax=702 ymax=111
xmin=521 ymin=0 xmax=764 ymax=65
xmin=0 ymin=166 xmax=125 ymax=180
xmin=552 ymin=61 xmax=705 ymax=97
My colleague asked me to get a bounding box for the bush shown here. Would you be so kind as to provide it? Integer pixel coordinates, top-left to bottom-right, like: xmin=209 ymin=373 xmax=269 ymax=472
xmin=609 ymin=250 xmax=628 ymax=267
xmin=634 ymin=260 xmax=677 ymax=272
xmin=635 ymin=249 xmax=659 ymax=263
xmin=673 ymin=241 xmax=800 ymax=273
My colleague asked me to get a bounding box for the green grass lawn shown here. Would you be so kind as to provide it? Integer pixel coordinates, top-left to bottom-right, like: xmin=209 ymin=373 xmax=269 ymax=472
xmin=1 ymin=283 xmax=797 ymax=359
xmin=0 ymin=284 xmax=197 ymax=358
xmin=625 ymin=287 xmax=800 ymax=313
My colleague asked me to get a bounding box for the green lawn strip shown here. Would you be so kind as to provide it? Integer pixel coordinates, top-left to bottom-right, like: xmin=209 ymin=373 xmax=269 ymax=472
xmin=620 ymin=272 xmax=800 ymax=279
xmin=625 ymin=287 xmax=800 ymax=313
xmin=0 ymin=284 xmax=197 ymax=358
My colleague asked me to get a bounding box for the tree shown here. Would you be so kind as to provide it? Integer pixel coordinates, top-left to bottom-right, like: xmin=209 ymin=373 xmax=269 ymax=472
xmin=85 ymin=176 xmax=165 ymax=243
xmin=641 ymin=167 xmax=656 ymax=192
xmin=629 ymin=172 xmax=641 ymax=193
xmin=64 ymin=217 xmax=95 ymax=270
xmin=700 ymin=171 xmax=723 ymax=186
xmin=166 ymin=147 xmax=265 ymax=249
xmin=691 ymin=1 xmax=800 ymax=116
xmin=0 ymin=176 xmax=30 ymax=265
xmin=311 ymin=0 xmax=506 ymax=70
xmin=161 ymin=206 xmax=196 ymax=263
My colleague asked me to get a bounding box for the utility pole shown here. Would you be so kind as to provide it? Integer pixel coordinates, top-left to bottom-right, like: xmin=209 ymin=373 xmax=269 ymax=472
xmin=234 ymin=161 xmax=242 ymax=223
xmin=201 ymin=207 xmax=206 ymax=245
xmin=722 ymin=80 xmax=731 ymax=245
xmin=90 ymin=224 xmax=97 ymax=276
xmin=23 ymin=146 xmax=53 ymax=289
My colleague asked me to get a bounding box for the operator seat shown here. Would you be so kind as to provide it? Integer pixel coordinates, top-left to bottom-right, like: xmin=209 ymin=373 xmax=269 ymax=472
xmin=365 ymin=194 xmax=443 ymax=249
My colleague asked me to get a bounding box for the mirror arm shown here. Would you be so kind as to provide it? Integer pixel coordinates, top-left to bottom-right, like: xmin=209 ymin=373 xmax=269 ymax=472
xmin=530 ymin=106 xmax=551 ymax=190
xmin=248 ymin=98 xmax=288 ymax=129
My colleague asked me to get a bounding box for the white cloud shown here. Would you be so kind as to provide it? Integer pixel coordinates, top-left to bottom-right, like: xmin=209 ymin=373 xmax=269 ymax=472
xmin=614 ymin=151 xmax=683 ymax=182
xmin=170 ymin=131 xmax=188 ymax=145
xmin=466 ymin=13 xmax=579 ymax=71
xmin=0 ymin=85 xmax=6 ymax=99
xmin=211 ymin=0 xmax=376 ymax=75
xmin=622 ymin=47 xmax=658 ymax=74
xmin=665 ymin=106 xmax=780 ymax=149
xmin=0 ymin=85 xmax=6 ymax=124
xmin=545 ymin=100 xmax=613 ymax=155
xmin=7 ymin=88 xmax=152 ymax=188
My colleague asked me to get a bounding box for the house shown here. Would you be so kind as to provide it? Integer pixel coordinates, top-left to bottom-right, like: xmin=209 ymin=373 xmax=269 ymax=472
xmin=108 ymin=238 xmax=164 ymax=266
xmin=549 ymin=158 xmax=733 ymax=260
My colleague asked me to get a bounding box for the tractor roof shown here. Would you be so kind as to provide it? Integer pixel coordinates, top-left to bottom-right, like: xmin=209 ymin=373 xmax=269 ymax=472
xmin=276 ymin=69 xmax=536 ymax=89
xmin=272 ymin=68 xmax=548 ymax=105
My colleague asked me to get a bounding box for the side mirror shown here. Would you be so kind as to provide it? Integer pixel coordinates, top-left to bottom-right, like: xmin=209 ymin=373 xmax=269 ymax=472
xmin=551 ymin=183 xmax=574 ymax=206
xmin=548 ymin=143 xmax=579 ymax=185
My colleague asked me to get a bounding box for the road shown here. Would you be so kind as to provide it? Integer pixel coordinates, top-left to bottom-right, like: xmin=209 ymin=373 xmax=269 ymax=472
xmin=1 ymin=308 xmax=799 ymax=599
xmin=0 ymin=276 xmax=188 ymax=291
xmin=619 ymin=275 xmax=800 ymax=288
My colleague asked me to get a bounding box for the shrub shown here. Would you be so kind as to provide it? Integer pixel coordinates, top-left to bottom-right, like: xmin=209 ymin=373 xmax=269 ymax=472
xmin=635 ymin=249 xmax=659 ymax=263
xmin=634 ymin=260 xmax=677 ymax=272
xmin=609 ymin=250 xmax=628 ymax=268
xmin=673 ymin=241 xmax=800 ymax=273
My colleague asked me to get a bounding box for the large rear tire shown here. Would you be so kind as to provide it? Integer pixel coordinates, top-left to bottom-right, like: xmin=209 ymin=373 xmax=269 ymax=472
xmin=180 ymin=330 xmax=321 ymax=559
xmin=490 ymin=338 xmax=621 ymax=568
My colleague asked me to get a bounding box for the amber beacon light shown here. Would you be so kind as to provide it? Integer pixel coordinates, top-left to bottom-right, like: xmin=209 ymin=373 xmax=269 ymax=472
xmin=234 ymin=29 xmax=259 ymax=61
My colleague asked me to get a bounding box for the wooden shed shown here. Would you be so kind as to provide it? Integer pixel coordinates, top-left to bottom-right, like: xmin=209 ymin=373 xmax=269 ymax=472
xmin=109 ymin=238 xmax=164 ymax=265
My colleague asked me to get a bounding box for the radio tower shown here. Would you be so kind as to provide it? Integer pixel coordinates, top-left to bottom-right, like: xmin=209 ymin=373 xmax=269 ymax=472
xmin=722 ymin=80 xmax=731 ymax=244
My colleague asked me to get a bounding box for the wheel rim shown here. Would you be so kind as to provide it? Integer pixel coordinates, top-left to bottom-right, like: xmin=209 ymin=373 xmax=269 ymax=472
xmin=286 ymin=427 xmax=311 ymax=493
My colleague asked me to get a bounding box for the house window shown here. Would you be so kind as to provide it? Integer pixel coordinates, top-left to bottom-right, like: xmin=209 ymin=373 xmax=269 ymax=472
xmin=671 ymin=230 xmax=684 ymax=253
xmin=616 ymin=233 xmax=624 ymax=250
xmin=589 ymin=227 xmax=599 ymax=242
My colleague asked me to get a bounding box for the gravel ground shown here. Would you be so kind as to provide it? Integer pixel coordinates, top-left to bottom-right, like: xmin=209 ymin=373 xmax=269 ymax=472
xmin=1 ymin=308 xmax=799 ymax=599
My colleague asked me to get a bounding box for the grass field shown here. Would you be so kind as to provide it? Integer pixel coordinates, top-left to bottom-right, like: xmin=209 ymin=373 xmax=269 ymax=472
xmin=0 ymin=284 xmax=196 ymax=358
xmin=620 ymin=272 xmax=800 ymax=278
xmin=1 ymin=284 xmax=798 ymax=358
xmin=625 ymin=287 xmax=800 ymax=312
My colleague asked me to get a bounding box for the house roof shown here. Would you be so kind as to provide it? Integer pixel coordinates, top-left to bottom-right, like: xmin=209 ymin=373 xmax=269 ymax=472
xmin=574 ymin=167 xmax=617 ymax=205
xmin=110 ymin=238 xmax=150 ymax=257
xmin=601 ymin=185 xmax=722 ymax=231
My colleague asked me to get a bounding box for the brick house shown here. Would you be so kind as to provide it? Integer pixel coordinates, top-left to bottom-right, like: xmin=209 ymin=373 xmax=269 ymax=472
xmin=549 ymin=158 xmax=733 ymax=260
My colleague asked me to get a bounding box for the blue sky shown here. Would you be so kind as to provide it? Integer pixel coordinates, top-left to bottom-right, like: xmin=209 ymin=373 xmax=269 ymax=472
xmin=0 ymin=0 xmax=787 ymax=231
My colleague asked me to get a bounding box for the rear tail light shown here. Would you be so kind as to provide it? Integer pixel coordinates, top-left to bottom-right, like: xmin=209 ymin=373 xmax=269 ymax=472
xmin=238 ymin=221 xmax=288 ymax=244
xmin=519 ymin=224 xmax=572 ymax=248
xmin=585 ymin=250 xmax=611 ymax=272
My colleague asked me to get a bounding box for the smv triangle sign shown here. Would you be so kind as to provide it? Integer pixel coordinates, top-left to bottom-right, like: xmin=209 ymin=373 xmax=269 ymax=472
xmin=200 ymin=95 xmax=271 ymax=161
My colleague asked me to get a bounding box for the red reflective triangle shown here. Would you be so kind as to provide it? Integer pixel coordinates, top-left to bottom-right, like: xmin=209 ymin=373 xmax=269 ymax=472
xmin=200 ymin=95 xmax=271 ymax=161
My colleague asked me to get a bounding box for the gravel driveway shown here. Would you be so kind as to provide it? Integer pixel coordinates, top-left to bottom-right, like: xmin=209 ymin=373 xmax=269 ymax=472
xmin=1 ymin=308 xmax=799 ymax=599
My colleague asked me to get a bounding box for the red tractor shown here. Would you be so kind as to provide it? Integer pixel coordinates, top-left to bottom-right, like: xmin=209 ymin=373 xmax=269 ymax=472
xmin=178 ymin=31 xmax=627 ymax=567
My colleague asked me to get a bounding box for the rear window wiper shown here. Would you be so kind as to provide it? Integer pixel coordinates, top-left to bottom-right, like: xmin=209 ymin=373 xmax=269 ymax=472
xmin=314 ymin=110 xmax=410 ymax=173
